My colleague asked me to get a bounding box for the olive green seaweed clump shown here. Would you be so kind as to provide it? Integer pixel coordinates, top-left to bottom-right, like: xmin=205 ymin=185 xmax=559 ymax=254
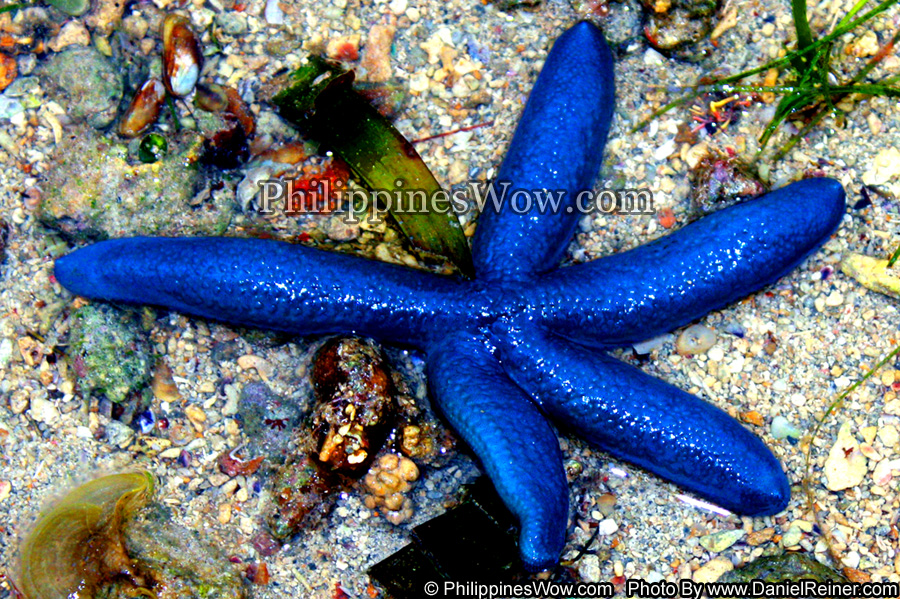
xmin=715 ymin=553 xmax=849 ymax=598
xmin=68 ymin=304 xmax=152 ymax=403
xmin=18 ymin=472 xmax=245 ymax=599
xmin=17 ymin=472 xmax=155 ymax=599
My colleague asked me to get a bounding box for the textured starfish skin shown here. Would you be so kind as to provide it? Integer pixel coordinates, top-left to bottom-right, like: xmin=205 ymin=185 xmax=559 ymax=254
xmin=54 ymin=22 xmax=846 ymax=571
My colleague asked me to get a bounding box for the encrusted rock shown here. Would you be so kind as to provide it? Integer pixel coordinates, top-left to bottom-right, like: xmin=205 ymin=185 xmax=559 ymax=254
xmin=38 ymin=126 xmax=231 ymax=241
xmin=67 ymin=304 xmax=151 ymax=403
xmin=689 ymin=149 xmax=766 ymax=216
xmin=39 ymin=46 xmax=123 ymax=129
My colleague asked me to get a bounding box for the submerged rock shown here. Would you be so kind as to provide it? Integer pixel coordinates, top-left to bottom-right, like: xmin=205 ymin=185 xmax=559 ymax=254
xmin=17 ymin=472 xmax=245 ymax=599
xmin=67 ymin=304 xmax=151 ymax=403
xmin=262 ymin=337 xmax=453 ymax=539
xmin=240 ymin=381 xmax=303 ymax=465
xmin=118 ymin=505 xmax=245 ymax=599
xmin=39 ymin=46 xmax=123 ymax=129
xmin=689 ymin=149 xmax=766 ymax=216
xmin=39 ymin=126 xmax=232 ymax=240
xmin=642 ymin=0 xmax=720 ymax=56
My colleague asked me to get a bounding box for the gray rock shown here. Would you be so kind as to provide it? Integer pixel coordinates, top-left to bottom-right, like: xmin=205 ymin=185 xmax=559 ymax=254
xmin=215 ymin=12 xmax=248 ymax=35
xmin=39 ymin=46 xmax=123 ymax=129
xmin=105 ymin=420 xmax=136 ymax=448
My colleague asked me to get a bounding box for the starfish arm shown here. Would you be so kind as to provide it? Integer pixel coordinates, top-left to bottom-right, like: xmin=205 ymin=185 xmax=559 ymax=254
xmin=427 ymin=332 xmax=569 ymax=571
xmin=492 ymin=320 xmax=790 ymax=515
xmin=53 ymin=237 xmax=470 ymax=346
xmin=529 ymin=178 xmax=845 ymax=347
xmin=472 ymin=21 xmax=614 ymax=282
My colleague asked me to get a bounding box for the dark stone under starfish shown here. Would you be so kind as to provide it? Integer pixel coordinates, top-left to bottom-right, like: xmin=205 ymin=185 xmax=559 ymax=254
xmin=54 ymin=22 xmax=846 ymax=570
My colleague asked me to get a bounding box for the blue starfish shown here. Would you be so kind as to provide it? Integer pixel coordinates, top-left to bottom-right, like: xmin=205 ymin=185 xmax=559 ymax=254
xmin=54 ymin=22 xmax=846 ymax=571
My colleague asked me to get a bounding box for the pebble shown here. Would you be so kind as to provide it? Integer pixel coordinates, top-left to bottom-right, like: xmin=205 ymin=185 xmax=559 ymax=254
xmin=388 ymin=0 xmax=408 ymax=15
xmin=632 ymin=333 xmax=672 ymax=355
xmin=596 ymin=492 xmax=617 ymax=516
xmin=745 ymin=527 xmax=775 ymax=545
xmin=878 ymin=425 xmax=898 ymax=448
xmin=264 ymin=0 xmax=284 ymax=25
xmin=698 ymin=529 xmax=745 ymax=552
xmin=215 ymin=12 xmax=248 ymax=35
xmin=0 ymin=480 xmax=10 ymax=502
xmin=326 ymin=216 xmax=360 ymax=242
xmin=824 ymin=420 xmax=868 ymax=491
xmin=646 ymin=571 xmax=665 ymax=583
xmin=0 ymin=337 xmax=13 ymax=369
xmin=851 ymin=31 xmax=880 ymax=57
xmin=771 ymin=416 xmax=802 ymax=440
xmin=39 ymin=46 xmax=123 ymax=129
xmin=9 ymin=390 xmax=29 ymax=415
xmin=106 ymin=420 xmax=135 ymax=448
xmin=867 ymin=112 xmax=883 ymax=136
xmin=654 ymin=138 xmax=677 ymax=161
xmin=578 ymin=554 xmax=602 ymax=583
xmin=643 ymin=48 xmax=666 ymax=65
xmin=48 ymin=20 xmax=91 ymax=52
xmin=741 ymin=411 xmax=765 ymax=427
xmin=675 ymin=324 xmax=716 ymax=356
xmin=596 ymin=518 xmax=618 ymax=536
xmin=29 ymin=396 xmax=60 ymax=424
xmin=218 ymin=502 xmax=232 ymax=524
xmin=781 ymin=523 xmax=804 ymax=548
xmin=727 ymin=355 xmax=745 ymax=374
xmin=693 ymin=557 xmax=733 ymax=583
xmin=872 ymin=458 xmax=900 ymax=486
xmin=237 ymin=355 xmax=274 ymax=379
xmin=842 ymin=550 xmax=861 ymax=570
xmin=209 ymin=473 xmax=230 ymax=487
xmin=185 ymin=404 xmax=207 ymax=425
xmin=0 ymin=54 xmax=15 ymax=94
xmin=221 ymin=479 xmax=239 ymax=497
xmin=862 ymin=147 xmax=900 ymax=190
xmin=360 ymin=24 xmax=395 ymax=83
xmin=824 ymin=291 xmax=844 ymax=307
xmin=684 ymin=142 xmax=709 ymax=169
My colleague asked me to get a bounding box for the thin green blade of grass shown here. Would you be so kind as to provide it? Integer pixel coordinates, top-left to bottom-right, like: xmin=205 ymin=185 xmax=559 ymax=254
xmin=887 ymin=245 xmax=900 ymax=268
xmin=834 ymin=0 xmax=876 ymax=31
xmin=713 ymin=0 xmax=897 ymax=86
xmin=790 ymin=0 xmax=816 ymax=72
xmin=802 ymin=343 xmax=900 ymax=564
xmin=758 ymin=91 xmax=819 ymax=148
xmin=0 ymin=3 xmax=24 ymax=14
xmin=772 ymin=83 xmax=900 ymax=160
xmin=273 ymin=56 xmax=474 ymax=277
xmin=638 ymin=0 xmax=899 ymax=160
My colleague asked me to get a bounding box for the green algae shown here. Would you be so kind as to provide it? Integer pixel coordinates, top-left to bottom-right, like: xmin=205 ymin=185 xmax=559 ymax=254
xmin=68 ymin=304 xmax=151 ymax=403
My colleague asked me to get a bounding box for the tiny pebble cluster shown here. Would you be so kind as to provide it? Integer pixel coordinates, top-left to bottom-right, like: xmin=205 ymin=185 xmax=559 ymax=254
xmin=363 ymin=453 xmax=420 ymax=525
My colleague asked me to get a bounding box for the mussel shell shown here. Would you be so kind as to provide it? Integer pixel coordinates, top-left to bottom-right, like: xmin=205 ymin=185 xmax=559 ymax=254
xmin=118 ymin=78 xmax=166 ymax=138
xmin=194 ymin=82 xmax=229 ymax=113
xmin=161 ymin=14 xmax=203 ymax=98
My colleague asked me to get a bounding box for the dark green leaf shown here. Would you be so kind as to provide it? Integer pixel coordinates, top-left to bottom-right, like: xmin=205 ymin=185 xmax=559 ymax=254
xmin=273 ymin=56 xmax=474 ymax=277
